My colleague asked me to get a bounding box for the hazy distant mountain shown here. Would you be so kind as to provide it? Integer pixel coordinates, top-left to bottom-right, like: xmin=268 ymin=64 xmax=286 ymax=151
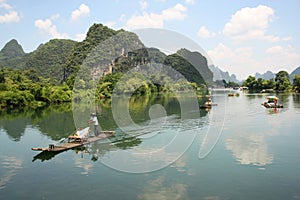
xmin=255 ymin=71 xmax=275 ymax=80
xmin=208 ymin=65 xmax=239 ymax=83
xmin=0 ymin=39 xmax=26 ymax=69
xmin=290 ymin=66 xmax=300 ymax=83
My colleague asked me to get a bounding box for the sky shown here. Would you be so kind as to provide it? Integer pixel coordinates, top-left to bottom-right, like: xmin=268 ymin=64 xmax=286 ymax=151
xmin=0 ymin=0 xmax=299 ymax=80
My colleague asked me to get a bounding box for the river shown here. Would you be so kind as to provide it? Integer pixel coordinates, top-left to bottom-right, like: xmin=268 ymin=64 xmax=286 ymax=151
xmin=0 ymin=91 xmax=299 ymax=199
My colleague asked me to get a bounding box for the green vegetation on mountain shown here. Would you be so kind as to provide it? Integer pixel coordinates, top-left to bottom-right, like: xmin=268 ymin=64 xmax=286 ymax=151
xmin=176 ymin=48 xmax=213 ymax=86
xmin=0 ymin=39 xmax=26 ymax=69
xmin=0 ymin=23 xmax=218 ymax=109
xmin=147 ymin=48 xmax=166 ymax=63
xmin=164 ymin=48 xmax=212 ymax=87
xmin=64 ymin=23 xmax=124 ymax=82
xmin=26 ymin=39 xmax=77 ymax=82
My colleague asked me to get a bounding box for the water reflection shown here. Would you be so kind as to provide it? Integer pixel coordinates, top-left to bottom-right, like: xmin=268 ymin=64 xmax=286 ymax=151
xmin=292 ymin=94 xmax=300 ymax=110
xmin=0 ymin=156 xmax=23 ymax=189
xmin=0 ymin=109 xmax=31 ymax=141
xmin=1 ymin=92 xmax=209 ymax=143
xmin=0 ymin=104 xmax=75 ymax=141
xmin=74 ymin=156 xmax=94 ymax=175
xmin=30 ymin=93 xmax=209 ymax=165
xmin=266 ymin=108 xmax=280 ymax=115
xmin=138 ymin=176 xmax=189 ymax=200
xmin=1 ymin=92 xmax=300 ymax=199
xmin=226 ymin=132 xmax=273 ymax=166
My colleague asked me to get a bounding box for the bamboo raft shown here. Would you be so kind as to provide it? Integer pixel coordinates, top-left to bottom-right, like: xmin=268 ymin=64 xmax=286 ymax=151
xmin=261 ymin=102 xmax=283 ymax=108
xmin=200 ymin=103 xmax=217 ymax=109
xmin=32 ymin=129 xmax=115 ymax=152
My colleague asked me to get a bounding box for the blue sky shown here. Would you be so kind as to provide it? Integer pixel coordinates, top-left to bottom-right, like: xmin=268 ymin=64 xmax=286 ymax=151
xmin=0 ymin=0 xmax=299 ymax=79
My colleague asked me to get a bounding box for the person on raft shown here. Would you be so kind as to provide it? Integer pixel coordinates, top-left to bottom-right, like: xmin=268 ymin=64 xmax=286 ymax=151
xmin=88 ymin=113 xmax=99 ymax=136
xmin=205 ymin=98 xmax=212 ymax=106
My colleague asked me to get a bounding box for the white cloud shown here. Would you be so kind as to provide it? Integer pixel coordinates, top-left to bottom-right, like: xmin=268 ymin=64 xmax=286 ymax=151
xmin=265 ymin=45 xmax=300 ymax=72
xmin=119 ymin=14 xmax=126 ymax=21
xmin=139 ymin=0 xmax=148 ymax=10
xmin=0 ymin=11 xmax=20 ymax=23
xmin=184 ymin=0 xmax=195 ymax=5
xmin=282 ymin=36 xmax=292 ymax=42
xmin=208 ymin=43 xmax=300 ymax=79
xmin=125 ymin=3 xmax=187 ymax=29
xmin=0 ymin=0 xmax=20 ymax=23
xmin=223 ymin=5 xmax=277 ymax=42
xmin=263 ymin=35 xmax=280 ymax=42
xmin=197 ymin=26 xmax=216 ymax=38
xmin=50 ymin=13 xmax=60 ymax=20
xmin=126 ymin=13 xmax=163 ymax=29
xmin=104 ymin=21 xmax=116 ymax=28
xmin=265 ymin=45 xmax=283 ymax=54
xmin=0 ymin=0 xmax=12 ymax=10
xmin=75 ymin=33 xmax=86 ymax=42
xmin=208 ymin=43 xmax=262 ymax=79
xmin=35 ymin=18 xmax=68 ymax=39
xmin=161 ymin=4 xmax=186 ymax=20
xmin=71 ymin=4 xmax=90 ymax=21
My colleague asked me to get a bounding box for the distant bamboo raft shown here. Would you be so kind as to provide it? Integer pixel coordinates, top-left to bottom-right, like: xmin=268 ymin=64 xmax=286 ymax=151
xmin=228 ymin=93 xmax=239 ymax=97
xmin=261 ymin=102 xmax=283 ymax=108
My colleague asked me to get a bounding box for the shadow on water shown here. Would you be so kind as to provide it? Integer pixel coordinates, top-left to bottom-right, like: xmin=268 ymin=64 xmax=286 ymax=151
xmin=32 ymin=151 xmax=62 ymax=162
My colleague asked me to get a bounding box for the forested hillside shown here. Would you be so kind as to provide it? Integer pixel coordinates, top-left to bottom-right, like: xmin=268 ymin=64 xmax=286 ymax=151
xmin=25 ymin=39 xmax=77 ymax=82
xmin=0 ymin=39 xmax=26 ymax=69
xmin=0 ymin=23 xmax=214 ymax=109
xmin=65 ymin=23 xmax=124 ymax=81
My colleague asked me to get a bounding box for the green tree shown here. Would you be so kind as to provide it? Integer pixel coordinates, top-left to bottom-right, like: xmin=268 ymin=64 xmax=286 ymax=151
xmin=274 ymin=70 xmax=291 ymax=91
xmin=263 ymin=78 xmax=275 ymax=89
xmin=243 ymin=76 xmax=257 ymax=91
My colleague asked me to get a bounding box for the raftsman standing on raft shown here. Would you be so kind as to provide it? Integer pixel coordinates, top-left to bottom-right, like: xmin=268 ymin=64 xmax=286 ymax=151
xmin=261 ymin=96 xmax=283 ymax=108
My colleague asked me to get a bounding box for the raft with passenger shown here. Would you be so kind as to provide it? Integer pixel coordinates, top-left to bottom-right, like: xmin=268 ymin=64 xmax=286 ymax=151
xmin=200 ymin=98 xmax=217 ymax=109
xmin=31 ymin=127 xmax=115 ymax=152
xmin=261 ymin=96 xmax=283 ymax=108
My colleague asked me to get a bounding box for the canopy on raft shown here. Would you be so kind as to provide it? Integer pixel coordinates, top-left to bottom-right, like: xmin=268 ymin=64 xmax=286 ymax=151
xmin=266 ymin=96 xmax=279 ymax=101
xmin=72 ymin=127 xmax=90 ymax=138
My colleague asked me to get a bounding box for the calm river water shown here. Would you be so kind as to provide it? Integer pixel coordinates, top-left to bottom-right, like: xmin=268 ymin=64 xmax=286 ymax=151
xmin=0 ymin=91 xmax=299 ymax=200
